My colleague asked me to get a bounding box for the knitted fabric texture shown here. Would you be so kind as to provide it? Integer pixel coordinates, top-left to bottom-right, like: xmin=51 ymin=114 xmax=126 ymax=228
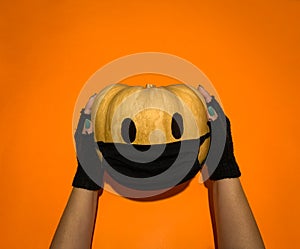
xmin=207 ymin=97 xmax=241 ymax=181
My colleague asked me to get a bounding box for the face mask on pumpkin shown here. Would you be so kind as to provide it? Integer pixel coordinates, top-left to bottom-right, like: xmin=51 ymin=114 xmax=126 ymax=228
xmin=91 ymin=83 xmax=210 ymax=190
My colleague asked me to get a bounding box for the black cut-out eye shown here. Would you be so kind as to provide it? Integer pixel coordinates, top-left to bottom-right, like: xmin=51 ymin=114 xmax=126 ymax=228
xmin=121 ymin=118 xmax=136 ymax=143
xmin=171 ymin=113 xmax=184 ymax=139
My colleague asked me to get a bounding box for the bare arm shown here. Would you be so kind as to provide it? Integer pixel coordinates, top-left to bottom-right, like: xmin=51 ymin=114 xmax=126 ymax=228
xmin=197 ymin=85 xmax=265 ymax=248
xmin=208 ymin=178 xmax=265 ymax=249
xmin=50 ymin=188 xmax=100 ymax=249
xmin=50 ymin=94 xmax=102 ymax=248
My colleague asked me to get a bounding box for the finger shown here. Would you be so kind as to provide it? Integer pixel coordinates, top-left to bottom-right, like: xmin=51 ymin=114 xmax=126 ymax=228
xmin=197 ymin=85 xmax=212 ymax=103
xmin=84 ymin=93 xmax=98 ymax=113
xmin=196 ymin=84 xmax=227 ymax=128
xmin=207 ymin=106 xmax=218 ymax=121
xmin=76 ymin=109 xmax=92 ymax=135
xmin=88 ymin=93 xmax=97 ymax=102
xmin=197 ymin=85 xmax=224 ymax=120
xmin=209 ymin=96 xmax=226 ymax=124
xmin=82 ymin=119 xmax=93 ymax=135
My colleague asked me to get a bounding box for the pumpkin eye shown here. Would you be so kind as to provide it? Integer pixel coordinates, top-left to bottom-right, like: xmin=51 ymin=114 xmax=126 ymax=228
xmin=171 ymin=113 xmax=184 ymax=139
xmin=121 ymin=118 xmax=136 ymax=143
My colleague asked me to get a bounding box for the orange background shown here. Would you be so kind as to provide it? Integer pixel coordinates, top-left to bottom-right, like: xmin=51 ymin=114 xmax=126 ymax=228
xmin=0 ymin=0 xmax=299 ymax=248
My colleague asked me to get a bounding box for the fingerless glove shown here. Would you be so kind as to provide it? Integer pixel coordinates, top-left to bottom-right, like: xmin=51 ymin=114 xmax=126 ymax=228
xmin=72 ymin=109 xmax=102 ymax=190
xmin=207 ymin=97 xmax=241 ymax=181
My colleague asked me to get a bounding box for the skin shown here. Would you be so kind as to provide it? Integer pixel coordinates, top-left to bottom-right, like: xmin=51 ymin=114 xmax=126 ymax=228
xmin=50 ymin=95 xmax=100 ymax=249
xmin=50 ymin=87 xmax=265 ymax=249
xmin=207 ymin=178 xmax=265 ymax=249
xmin=199 ymin=85 xmax=265 ymax=248
xmin=50 ymin=188 xmax=100 ymax=249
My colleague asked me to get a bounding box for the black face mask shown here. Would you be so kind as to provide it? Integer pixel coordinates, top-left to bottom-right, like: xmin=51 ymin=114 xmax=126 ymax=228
xmin=97 ymin=132 xmax=210 ymax=190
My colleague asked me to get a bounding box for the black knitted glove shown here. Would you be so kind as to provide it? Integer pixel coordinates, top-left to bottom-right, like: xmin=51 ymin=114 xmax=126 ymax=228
xmin=72 ymin=109 xmax=103 ymax=190
xmin=206 ymin=96 xmax=241 ymax=181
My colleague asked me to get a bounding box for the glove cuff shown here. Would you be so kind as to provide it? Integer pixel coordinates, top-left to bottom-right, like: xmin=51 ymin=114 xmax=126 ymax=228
xmin=209 ymin=157 xmax=241 ymax=181
xmin=72 ymin=158 xmax=101 ymax=190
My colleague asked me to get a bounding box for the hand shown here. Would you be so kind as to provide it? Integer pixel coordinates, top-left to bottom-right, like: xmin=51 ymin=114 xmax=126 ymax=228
xmin=83 ymin=93 xmax=97 ymax=115
xmin=197 ymin=85 xmax=241 ymax=181
xmin=72 ymin=94 xmax=103 ymax=191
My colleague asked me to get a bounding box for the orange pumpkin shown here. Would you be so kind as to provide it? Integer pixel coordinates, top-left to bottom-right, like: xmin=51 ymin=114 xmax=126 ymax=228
xmin=91 ymin=83 xmax=210 ymax=191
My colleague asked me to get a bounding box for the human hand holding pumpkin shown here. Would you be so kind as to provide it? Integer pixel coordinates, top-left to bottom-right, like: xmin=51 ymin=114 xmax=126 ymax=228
xmin=72 ymin=84 xmax=240 ymax=193
xmin=197 ymin=85 xmax=241 ymax=180
xmin=72 ymin=94 xmax=103 ymax=191
xmin=51 ymin=85 xmax=262 ymax=249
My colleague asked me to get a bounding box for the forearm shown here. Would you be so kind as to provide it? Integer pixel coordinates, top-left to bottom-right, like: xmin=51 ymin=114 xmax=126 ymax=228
xmin=209 ymin=178 xmax=264 ymax=249
xmin=50 ymin=188 xmax=100 ymax=249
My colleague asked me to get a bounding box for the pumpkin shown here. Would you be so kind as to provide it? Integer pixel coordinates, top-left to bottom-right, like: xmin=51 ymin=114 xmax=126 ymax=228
xmin=91 ymin=83 xmax=210 ymax=190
